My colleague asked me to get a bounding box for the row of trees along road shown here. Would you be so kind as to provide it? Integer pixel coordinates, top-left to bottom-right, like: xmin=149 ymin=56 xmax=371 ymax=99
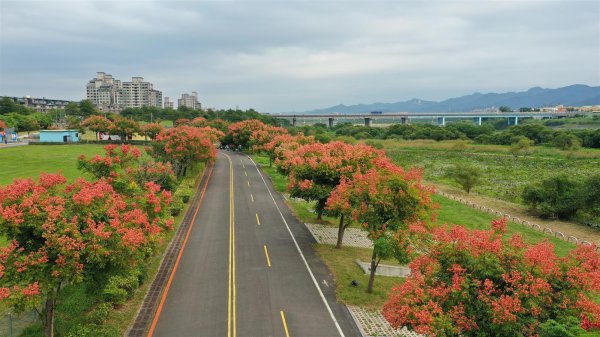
xmin=233 ymin=118 xmax=600 ymax=335
xmin=0 ymin=122 xmax=221 ymax=337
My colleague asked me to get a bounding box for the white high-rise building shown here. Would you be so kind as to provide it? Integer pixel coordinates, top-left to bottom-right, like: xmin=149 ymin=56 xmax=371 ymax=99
xmin=178 ymin=91 xmax=201 ymax=109
xmin=86 ymin=72 xmax=122 ymax=112
xmin=164 ymin=97 xmax=174 ymax=109
xmin=86 ymin=72 xmax=163 ymax=112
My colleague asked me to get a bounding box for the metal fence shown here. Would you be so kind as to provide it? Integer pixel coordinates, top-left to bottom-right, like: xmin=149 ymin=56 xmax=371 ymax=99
xmin=0 ymin=311 xmax=38 ymax=337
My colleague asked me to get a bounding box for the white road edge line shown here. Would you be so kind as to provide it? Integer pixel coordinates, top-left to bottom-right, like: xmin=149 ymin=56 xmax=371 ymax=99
xmin=248 ymin=156 xmax=346 ymax=337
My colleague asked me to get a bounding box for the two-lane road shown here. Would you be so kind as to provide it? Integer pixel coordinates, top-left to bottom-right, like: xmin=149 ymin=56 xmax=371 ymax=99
xmin=150 ymin=152 xmax=359 ymax=337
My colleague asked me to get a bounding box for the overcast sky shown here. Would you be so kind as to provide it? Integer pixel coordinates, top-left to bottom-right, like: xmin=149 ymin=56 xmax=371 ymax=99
xmin=0 ymin=0 xmax=598 ymax=112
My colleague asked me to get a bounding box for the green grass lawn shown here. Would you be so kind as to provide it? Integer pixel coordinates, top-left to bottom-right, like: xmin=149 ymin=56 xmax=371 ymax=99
xmin=315 ymin=244 xmax=401 ymax=309
xmin=0 ymin=144 xmax=106 ymax=184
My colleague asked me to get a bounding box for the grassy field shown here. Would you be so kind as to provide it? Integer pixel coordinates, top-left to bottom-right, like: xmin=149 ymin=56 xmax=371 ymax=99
xmin=0 ymin=144 xmax=106 ymax=184
xmin=379 ymin=140 xmax=600 ymax=203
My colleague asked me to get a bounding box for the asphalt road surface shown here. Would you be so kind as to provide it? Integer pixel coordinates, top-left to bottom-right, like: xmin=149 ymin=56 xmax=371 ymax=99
xmin=150 ymin=151 xmax=360 ymax=337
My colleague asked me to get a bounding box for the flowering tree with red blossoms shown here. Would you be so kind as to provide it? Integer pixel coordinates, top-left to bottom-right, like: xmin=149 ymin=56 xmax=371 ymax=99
xmin=0 ymin=173 xmax=173 ymax=337
xmin=250 ymin=127 xmax=290 ymax=166
xmin=261 ymin=134 xmax=315 ymax=168
xmin=190 ymin=117 xmax=208 ymax=128
xmin=81 ymin=115 xmax=114 ymax=140
xmin=78 ymin=144 xmax=178 ymax=192
xmin=154 ymin=125 xmax=223 ymax=178
xmin=141 ymin=122 xmax=165 ymax=140
xmin=382 ymin=218 xmax=600 ymax=336
xmin=327 ymin=162 xmax=434 ymax=292
xmin=250 ymin=125 xmax=288 ymax=152
xmin=278 ymin=141 xmax=393 ymax=248
xmin=226 ymin=119 xmax=270 ymax=149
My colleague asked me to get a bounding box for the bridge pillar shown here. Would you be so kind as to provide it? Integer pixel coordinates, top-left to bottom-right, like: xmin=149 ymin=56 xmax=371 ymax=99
xmin=473 ymin=117 xmax=482 ymax=125
xmin=508 ymin=117 xmax=519 ymax=126
xmin=292 ymin=117 xmax=297 ymax=127
xmin=328 ymin=117 xmax=334 ymax=128
xmin=364 ymin=117 xmax=372 ymax=127
xmin=437 ymin=117 xmax=446 ymax=126
xmin=401 ymin=117 xmax=408 ymax=124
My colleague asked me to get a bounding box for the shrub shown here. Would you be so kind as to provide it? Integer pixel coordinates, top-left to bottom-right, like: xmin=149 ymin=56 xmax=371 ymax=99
xmin=102 ymin=274 xmax=139 ymax=306
xmin=180 ymin=187 xmax=194 ymax=203
xmin=170 ymin=196 xmax=184 ymax=216
xmin=87 ymin=302 xmax=113 ymax=324
xmin=66 ymin=323 xmax=119 ymax=337
xmin=522 ymin=175 xmax=583 ymax=220
xmin=445 ymin=163 xmax=483 ymax=194
xmin=509 ymin=136 xmax=533 ymax=157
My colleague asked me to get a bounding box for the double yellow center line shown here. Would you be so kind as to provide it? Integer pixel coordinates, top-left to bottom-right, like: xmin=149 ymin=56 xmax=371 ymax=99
xmin=226 ymin=154 xmax=237 ymax=337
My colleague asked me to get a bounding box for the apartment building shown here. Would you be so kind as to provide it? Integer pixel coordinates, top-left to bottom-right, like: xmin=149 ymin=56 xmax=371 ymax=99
xmin=86 ymin=72 xmax=162 ymax=112
xmin=178 ymin=92 xmax=201 ymax=109
xmin=163 ymin=97 xmax=174 ymax=109
xmin=1 ymin=96 xmax=72 ymax=112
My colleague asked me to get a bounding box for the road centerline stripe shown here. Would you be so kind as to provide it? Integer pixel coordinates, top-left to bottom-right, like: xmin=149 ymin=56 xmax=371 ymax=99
xmin=280 ymin=311 xmax=290 ymax=337
xmin=225 ymin=154 xmax=237 ymax=337
xmin=264 ymin=245 xmax=271 ymax=267
xmin=251 ymin=193 xmax=254 ymax=203
xmin=256 ymin=213 xmax=261 ymax=225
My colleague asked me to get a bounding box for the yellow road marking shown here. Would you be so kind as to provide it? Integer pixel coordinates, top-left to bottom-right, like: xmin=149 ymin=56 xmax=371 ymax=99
xmin=247 ymin=181 xmax=250 ymax=187
xmin=280 ymin=311 xmax=290 ymax=337
xmin=245 ymin=171 xmax=247 ymax=176
xmin=264 ymin=245 xmax=271 ymax=267
xmin=251 ymin=194 xmax=254 ymax=202
xmin=225 ymin=154 xmax=236 ymax=337
xmin=256 ymin=213 xmax=261 ymax=225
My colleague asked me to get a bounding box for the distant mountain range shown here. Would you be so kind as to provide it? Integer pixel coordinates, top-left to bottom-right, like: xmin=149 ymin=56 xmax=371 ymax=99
xmin=293 ymin=85 xmax=600 ymax=114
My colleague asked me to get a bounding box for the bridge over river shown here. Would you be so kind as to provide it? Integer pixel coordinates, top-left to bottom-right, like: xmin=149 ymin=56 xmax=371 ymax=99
xmin=268 ymin=111 xmax=577 ymax=127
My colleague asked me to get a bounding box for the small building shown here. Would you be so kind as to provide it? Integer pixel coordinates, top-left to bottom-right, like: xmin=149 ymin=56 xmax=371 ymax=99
xmin=39 ymin=130 xmax=80 ymax=143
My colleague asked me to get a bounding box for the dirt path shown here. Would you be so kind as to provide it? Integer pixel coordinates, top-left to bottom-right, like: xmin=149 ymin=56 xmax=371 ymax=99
xmin=433 ymin=182 xmax=600 ymax=244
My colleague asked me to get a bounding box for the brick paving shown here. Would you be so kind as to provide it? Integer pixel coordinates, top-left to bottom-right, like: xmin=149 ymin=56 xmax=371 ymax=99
xmin=347 ymin=305 xmax=423 ymax=337
xmin=305 ymin=223 xmax=373 ymax=248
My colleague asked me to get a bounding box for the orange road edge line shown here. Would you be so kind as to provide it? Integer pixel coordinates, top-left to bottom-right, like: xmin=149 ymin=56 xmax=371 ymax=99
xmin=147 ymin=163 xmax=215 ymax=337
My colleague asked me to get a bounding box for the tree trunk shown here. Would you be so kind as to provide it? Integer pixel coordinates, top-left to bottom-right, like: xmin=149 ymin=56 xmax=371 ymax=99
xmin=367 ymin=249 xmax=378 ymax=293
xmin=43 ymin=297 xmax=55 ymax=337
xmin=316 ymin=199 xmax=326 ymax=221
xmin=269 ymin=156 xmax=272 ymax=167
xmin=335 ymin=213 xmax=345 ymax=248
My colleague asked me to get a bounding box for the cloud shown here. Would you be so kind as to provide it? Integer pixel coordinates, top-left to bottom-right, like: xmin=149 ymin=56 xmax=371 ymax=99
xmin=0 ymin=0 xmax=598 ymax=112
